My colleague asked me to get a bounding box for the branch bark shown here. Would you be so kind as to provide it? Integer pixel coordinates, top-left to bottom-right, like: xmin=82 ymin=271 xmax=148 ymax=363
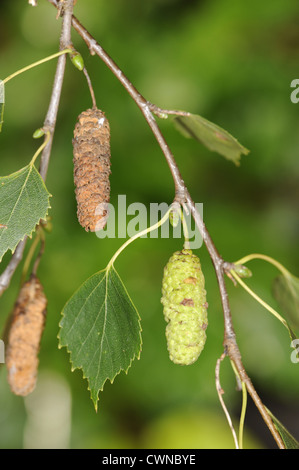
xmin=0 ymin=239 xmax=27 ymax=295
xmin=46 ymin=0 xmax=284 ymax=448
xmin=0 ymin=0 xmax=75 ymax=296
xmin=39 ymin=0 xmax=74 ymax=180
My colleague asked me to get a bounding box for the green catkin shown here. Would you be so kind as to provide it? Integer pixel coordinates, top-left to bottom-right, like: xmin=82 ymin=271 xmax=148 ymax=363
xmin=161 ymin=249 xmax=208 ymax=365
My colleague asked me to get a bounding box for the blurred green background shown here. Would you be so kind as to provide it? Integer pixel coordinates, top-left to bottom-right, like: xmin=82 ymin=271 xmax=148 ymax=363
xmin=1 ymin=0 xmax=299 ymax=449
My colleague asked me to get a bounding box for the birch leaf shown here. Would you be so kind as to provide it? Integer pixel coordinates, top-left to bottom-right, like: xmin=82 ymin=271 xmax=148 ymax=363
xmin=172 ymin=113 xmax=249 ymax=165
xmin=59 ymin=266 xmax=142 ymax=410
xmin=0 ymin=164 xmax=51 ymax=261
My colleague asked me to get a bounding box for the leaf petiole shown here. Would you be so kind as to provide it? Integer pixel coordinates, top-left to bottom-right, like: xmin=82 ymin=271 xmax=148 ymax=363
xmin=169 ymin=202 xmax=191 ymax=249
xmin=30 ymin=131 xmax=51 ymax=167
xmin=2 ymin=49 xmax=73 ymax=85
xmin=20 ymin=225 xmax=45 ymax=285
xmin=230 ymin=269 xmax=295 ymax=341
xmin=230 ymin=359 xmax=247 ymax=450
xmin=106 ymin=208 xmax=172 ymax=271
xmin=234 ymin=253 xmax=291 ymax=278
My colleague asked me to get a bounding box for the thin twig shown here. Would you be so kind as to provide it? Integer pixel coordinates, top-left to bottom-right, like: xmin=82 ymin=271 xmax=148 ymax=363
xmin=47 ymin=0 xmax=285 ymax=448
xmin=148 ymin=104 xmax=192 ymax=118
xmin=20 ymin=233 xmax=40 ymax=285
xmin=215 ymin=352 xmax=239 ymax=449
xmin=46 ymin=1 xmax=186 ymax=198
xmin=83 ymin=67 xmax=97 ymax=108
xmin=32 ymin=235 xmax=45 ymax=276
xmin=0 ymin=239 xmax=27 ymax=296
xmin=0 ymin=0 xmax=75 ymax=297
xmin=39 ymin=0 xmax=74 ymax=180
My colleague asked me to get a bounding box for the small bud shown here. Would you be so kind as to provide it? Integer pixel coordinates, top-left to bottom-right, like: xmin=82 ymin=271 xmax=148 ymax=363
xmin=169 ymin=202 xmax=181 ymax=228
xmin=233 ymin=264 xmax=252 ymax=278
xmin=157 ymin=112 xmax=168 ymax=119
xmin=33 ymin=128 xmax=45 ymax=139
xmin=70 ymin=53 xmax=84 ymax=71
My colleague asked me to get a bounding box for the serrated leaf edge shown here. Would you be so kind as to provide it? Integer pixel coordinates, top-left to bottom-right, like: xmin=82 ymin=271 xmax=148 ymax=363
xmin=0 ymin=164 xmax=52 ymax=262
xmin=58 ymin=266 xmax=142 ymax=411
xmin=1 ymin=210 xmax=52 ymax=260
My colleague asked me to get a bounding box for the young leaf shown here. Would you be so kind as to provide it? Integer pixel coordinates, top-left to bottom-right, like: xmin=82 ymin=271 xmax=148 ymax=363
xmin=0 ymin=80 xmax=4 ymax=132
xmin=172 ymin=113 xmax=249 ymax=165
xmin=272 ymin=273 xmax=299 ymax=332
xmin=0 ymin=164 xmax=51 ymax=261
xmin=59 ymin=266 xmax=142 ymax=410
xmin=266 ymin=408 xmax=299 ymax=449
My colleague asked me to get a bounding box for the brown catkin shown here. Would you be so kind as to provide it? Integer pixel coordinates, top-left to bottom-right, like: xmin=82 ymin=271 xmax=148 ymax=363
xmin=72 ymin=108 xmax=111 ymax=232
xmin=6 ymin=275 xmax=47 ymax=396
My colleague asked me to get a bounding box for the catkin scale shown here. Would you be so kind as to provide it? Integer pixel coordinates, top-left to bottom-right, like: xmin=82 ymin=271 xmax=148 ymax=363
xmin=161 ymin=249 xmax=208 ymax=365
xmin=6 ymin=275 xmax=47 ymax=396
xmin=72 ymin=108 xmax=111 ymax=232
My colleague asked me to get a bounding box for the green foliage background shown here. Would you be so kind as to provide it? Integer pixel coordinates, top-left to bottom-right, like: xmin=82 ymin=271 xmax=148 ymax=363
xmin=0 ymin=0 xmax=299 ymax=449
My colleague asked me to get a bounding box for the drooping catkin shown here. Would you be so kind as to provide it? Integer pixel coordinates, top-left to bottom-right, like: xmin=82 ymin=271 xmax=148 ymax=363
xmin=161 ymin=249 xmax=208 ymax=365
xmin=72 ymin=108 xmax=111 ymax=232
xmin=6 ymin=275 xmax=47 ymax=396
